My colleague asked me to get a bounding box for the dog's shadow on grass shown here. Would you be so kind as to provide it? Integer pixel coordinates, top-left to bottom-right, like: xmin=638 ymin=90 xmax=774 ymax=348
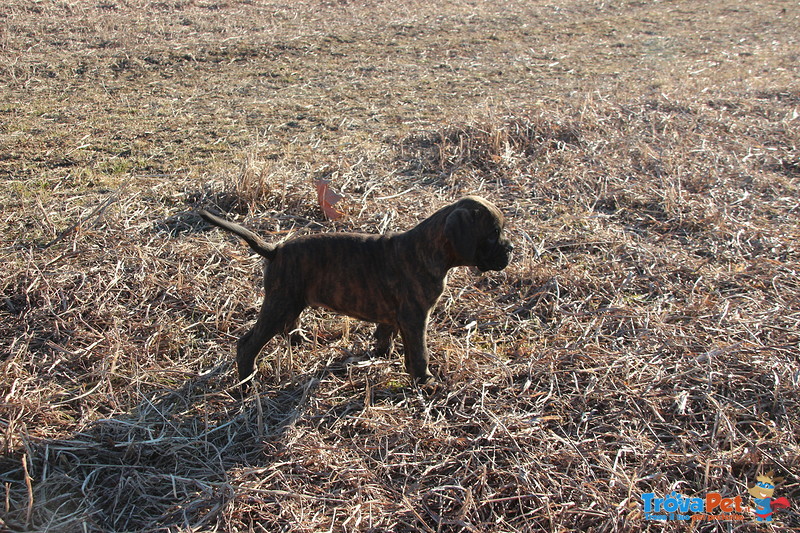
xmin=0 ymin=363 xmax=342 ymax=532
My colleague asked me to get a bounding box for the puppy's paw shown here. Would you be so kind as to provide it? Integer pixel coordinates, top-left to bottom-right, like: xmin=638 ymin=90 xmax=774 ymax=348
xmin=230 ymin=373 xmax=256 ymax=400
xmin=413 ymin=374 xmax=442 ymax=394
xmin=288 ymin=331 xmax=306 ymax=346
xmin=371 ymin=346 xmax=391 ymax=359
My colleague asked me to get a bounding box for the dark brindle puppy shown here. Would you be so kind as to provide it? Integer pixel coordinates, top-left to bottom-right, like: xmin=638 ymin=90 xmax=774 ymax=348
xmin=199 ymin=196 xmax=512 ymax=388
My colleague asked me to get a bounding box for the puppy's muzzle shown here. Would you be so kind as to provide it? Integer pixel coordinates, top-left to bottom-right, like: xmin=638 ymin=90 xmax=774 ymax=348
xmin=477 ymin=239 xmax=513 ymax=272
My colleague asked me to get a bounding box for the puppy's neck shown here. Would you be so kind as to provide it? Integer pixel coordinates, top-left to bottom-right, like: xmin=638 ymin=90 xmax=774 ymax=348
xmin=401 ymin=210 xmax=462 ymax=276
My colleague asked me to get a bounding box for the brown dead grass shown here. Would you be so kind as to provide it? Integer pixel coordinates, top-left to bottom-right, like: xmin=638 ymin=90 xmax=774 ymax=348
xmin=1 ymin=0 xmax=799 ymax=531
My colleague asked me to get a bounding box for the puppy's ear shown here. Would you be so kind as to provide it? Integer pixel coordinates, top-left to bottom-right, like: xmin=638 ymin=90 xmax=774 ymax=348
xmin=445 ymin=207 xmax=476 ymax=262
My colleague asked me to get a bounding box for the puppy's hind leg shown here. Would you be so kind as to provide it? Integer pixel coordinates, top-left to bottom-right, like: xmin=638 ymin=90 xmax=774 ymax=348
xmin=237 ymin=297 xmax=303 ymax=388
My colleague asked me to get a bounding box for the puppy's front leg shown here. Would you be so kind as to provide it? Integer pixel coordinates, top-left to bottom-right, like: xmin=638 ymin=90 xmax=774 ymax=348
xmin=398 ymin=314 xmax=434 ymax=384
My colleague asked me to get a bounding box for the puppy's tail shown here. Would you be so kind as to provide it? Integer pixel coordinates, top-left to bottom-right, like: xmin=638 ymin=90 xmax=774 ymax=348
xmin=198 ymin=209 xmax=277 ymax=259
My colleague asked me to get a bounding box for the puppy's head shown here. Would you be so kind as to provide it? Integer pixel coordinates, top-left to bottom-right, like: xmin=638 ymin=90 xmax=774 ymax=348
xmin=445 ymin=196 xmax=513 ymax=272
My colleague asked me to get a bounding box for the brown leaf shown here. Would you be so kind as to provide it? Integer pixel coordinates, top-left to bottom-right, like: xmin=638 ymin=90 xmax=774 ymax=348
xmin=314 ymin=179 xmax=344 ymax=220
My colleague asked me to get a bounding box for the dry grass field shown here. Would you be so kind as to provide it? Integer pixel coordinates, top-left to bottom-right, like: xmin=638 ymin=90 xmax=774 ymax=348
xmin=1 ymin=0 xmax=799 ymax=531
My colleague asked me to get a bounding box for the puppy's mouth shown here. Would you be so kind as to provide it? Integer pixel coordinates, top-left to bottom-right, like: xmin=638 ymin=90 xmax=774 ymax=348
xmin=476 ymin=241 xmax=513 ymax=272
